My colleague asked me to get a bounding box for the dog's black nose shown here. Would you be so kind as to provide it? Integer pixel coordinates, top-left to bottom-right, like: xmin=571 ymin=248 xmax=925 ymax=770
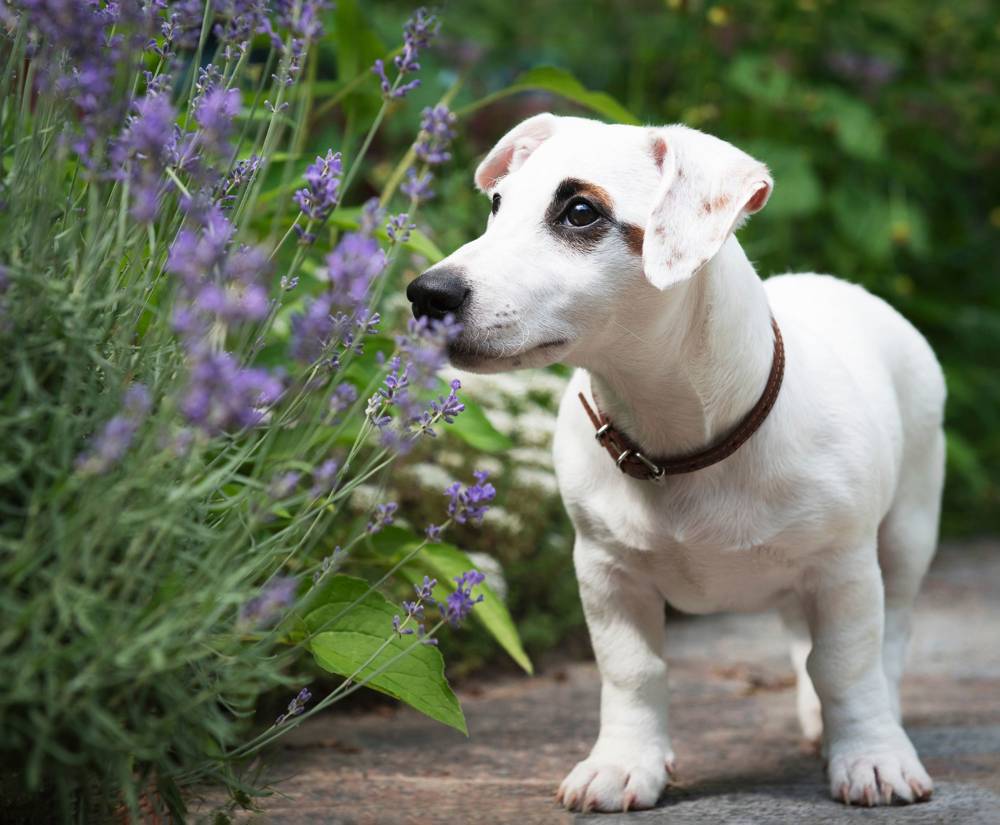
xmin=406 ymin=267 xmax=469 ymax=321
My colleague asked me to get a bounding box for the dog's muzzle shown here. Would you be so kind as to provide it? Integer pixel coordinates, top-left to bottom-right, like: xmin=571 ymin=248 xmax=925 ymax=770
xmin=407 ymin=266 xmax=469 ymax=321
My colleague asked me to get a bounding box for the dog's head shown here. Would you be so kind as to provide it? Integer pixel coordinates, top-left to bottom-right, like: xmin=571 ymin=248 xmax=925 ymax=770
xmin=406 ymin=114 xmax=772 ymax=372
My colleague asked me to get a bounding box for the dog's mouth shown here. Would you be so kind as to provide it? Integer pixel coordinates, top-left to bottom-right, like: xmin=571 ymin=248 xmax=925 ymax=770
xmin=447 ymin=337 xmax=570 ymax=372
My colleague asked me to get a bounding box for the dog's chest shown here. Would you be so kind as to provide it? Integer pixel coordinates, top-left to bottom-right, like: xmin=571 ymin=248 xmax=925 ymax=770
xmin=569 ymin=475 xmax=808 ymax=613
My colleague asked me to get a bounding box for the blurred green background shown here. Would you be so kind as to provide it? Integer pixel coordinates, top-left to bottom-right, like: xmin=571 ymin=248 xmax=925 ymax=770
xmin=310 ymin=0 xmax=1000 ymax=672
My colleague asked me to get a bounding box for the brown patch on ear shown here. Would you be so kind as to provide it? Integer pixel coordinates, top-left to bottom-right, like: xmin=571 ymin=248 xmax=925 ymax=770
xmin=620 ymin=223 xmax=644 ymax=256
xmin=651 ymin=136 xmax=668 ymax=171
xmin=700 ymin=195 xmax=731 ymax=215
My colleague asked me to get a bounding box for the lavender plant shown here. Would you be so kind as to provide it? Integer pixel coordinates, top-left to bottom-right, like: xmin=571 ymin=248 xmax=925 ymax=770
xmin=0 ymin=3 xmax=527 ymax=819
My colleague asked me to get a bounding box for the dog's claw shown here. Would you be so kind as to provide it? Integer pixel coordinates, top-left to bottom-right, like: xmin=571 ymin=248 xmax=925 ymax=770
xmin=839 ymin=782 xmax=850 ymax=804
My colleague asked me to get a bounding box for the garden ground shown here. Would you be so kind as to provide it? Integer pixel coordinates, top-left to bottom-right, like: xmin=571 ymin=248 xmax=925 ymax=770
xmin=198 ymin=540 xmax=1000 ymax=824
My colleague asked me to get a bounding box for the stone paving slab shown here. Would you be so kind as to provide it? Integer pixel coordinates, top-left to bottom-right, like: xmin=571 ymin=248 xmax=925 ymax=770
xmin=210 ymin=542 xmax=1000 ymax=824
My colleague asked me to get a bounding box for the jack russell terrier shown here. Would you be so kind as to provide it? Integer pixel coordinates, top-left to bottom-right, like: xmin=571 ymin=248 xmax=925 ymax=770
xmin=406 ymin=114 xmax=945 ymax=813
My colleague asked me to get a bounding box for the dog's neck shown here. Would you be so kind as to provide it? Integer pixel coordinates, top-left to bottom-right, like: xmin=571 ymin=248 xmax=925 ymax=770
xmin=573 ymin=235 xmax=774 ymax=458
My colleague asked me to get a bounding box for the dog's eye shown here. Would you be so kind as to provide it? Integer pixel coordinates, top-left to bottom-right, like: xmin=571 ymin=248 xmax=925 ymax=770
xmin=563 ymin=198 xmax=600 ymax=227
xmin=491 ymin=193 xmax=501 ymax=216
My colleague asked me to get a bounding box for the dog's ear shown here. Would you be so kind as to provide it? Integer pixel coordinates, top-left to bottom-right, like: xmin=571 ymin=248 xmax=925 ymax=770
xmin=474 ymin=113 xmax=559 ymax=192
xmin=642 ymin=126 xmax=772 ymax=290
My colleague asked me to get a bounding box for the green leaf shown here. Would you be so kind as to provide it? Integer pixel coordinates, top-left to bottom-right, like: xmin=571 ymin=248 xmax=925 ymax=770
xmin=446 ymin=396 xmax=513 ymax=453
xmin=811 ymin=90 xmax=885 ymax=161
xmin=726 ymin=55 xmax=793 ymax=106
xmin=458 ymin=66 xmax=639 ymax=125
xmin=401 ymin=542 xmax=534 ymax=675
xmin=305 ymin=575 xmax=467 ymax=734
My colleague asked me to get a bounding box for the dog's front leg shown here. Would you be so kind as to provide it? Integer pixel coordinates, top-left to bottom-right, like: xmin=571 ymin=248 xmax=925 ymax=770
xmin=805 ymin=544 xmax=933 ymax=806
xmin=557 ymin=537 xmax=674 ymax=812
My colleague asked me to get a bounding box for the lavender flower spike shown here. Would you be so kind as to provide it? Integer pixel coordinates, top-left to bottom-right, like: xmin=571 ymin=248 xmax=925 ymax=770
xmin=240 ymin=576 xmax=298 ymax=627
xmin=276 ymin=687 xmax=312 ymax=725
xmin=440 ymin=570 xmax=486 ymax=627
xmin=294 ymin=150 xmax=343 ymax=222
xmin=414 ymin=105 xmax=457 ymax=166
xmin=445 ymin=470 xmax=496 ymax=525
xmin=75 ymin=384 xmax=152 ymax=475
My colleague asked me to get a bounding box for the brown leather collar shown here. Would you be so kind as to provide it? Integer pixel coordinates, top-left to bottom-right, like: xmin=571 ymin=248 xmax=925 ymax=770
xmin=578 ymin=317 xmax=785 ymax=482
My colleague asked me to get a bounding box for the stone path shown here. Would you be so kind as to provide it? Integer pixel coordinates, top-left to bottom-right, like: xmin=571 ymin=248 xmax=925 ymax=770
xmin=215 ymin=542 xmax=1000 ymax=824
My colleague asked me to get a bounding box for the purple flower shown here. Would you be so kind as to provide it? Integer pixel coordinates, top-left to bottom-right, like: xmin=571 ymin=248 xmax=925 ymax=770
xmin=276 ymin=687 xmax=312 ymax=725
xmin=439 ymin=570 xmax=485 ymax=627
xmin=360 ymin=198 xmax=385 ymax=236
xmin=270 ymin=470 xmax=301 ymax=499
xmin=370 ymin=7 xmax=438 ymax=99
xmin=181 ymin=351 xmax=283 ymax=434
xmin=397 ymin=315 xmax=462 ymax=394
xmin=386 ymin=213 xmax=416 ymax=244
xmin=425 ymin=523 xmax=444 ymax=542
xmin=289 ymin=295 xmax=338 ymax=363
xmin=445 ymin=470 xmax=496 ymax=525
xmin=402 ymin=600 xmax=424 ymax=620
xmin=396 ymin=7 xmax=439 ymax=74
xmin=216 ymin=155 xmax=262 ymax=203
xmin=240 ymin=575 xmax=298 ymax=626
xmin=379 ymin=356 xmax=410 ymax=405
xmin=167 ymin=209 xmax=271 ymax=337
xmin=329 ymin=383 xmax=359 ymax=418
xmin=214 ymin=0 xmax=270 ymax=45
xmin=325 ymin=232 xmax=386 ymax=314
xmin=401 ymin=167 xmax=435 ymax=204
xmin=414 ymin=105 xmax=456 ymax=166
xmin=113 ymin=93 xmax=179 ymax=222
xmin=392 ymin=614 xmax=415 ymax=636
xmin=372 ymin=58 xmax=421 ymax=99
xmin=17 ymin=0 xmax=155 ymax=159
xmin=75 ymin=384 xmax=152 ymax=475
xmin=274 ymin=0 xmax=329 ymax=40
xmin=194 ymin=86 xmax=241 ymax=158
xmin=417 ymin=379 xmax=465 ymax=437
xmin=366 ymin=502 xmax=398 ymax=534
xmin=294 ymin=150 xmax=342 ymax=222
xmin=414 ymin=576 xmax=437 ymax=601
xmin=309 ymin=458 xmax=340 ymax=499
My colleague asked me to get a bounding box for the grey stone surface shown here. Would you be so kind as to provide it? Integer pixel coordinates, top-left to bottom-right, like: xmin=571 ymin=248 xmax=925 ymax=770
xmin=201 ymin=542 xmax=1000 ymax=824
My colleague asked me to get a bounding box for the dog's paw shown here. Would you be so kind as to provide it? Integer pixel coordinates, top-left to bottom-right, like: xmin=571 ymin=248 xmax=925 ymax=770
xmin=556 ymin=746 xmax=674 ymax=812
xmin=828 ymin=740 xmax=933 ymax=806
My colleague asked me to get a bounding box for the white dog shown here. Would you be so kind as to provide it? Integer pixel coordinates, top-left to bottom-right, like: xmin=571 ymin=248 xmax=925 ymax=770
xmin=406 ymin=114 xmax=946 ymax=812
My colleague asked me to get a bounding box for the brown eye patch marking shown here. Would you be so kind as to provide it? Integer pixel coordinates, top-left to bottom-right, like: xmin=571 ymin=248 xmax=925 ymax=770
xmin=620 ymin=223 xmax=644 ymax=256
xmin=544 ymin=178 xmax=615 ymax=253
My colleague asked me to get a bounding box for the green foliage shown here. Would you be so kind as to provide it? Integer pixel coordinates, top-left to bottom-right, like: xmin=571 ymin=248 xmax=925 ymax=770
xmin=306 ymin=575 xmax=467 ymax=734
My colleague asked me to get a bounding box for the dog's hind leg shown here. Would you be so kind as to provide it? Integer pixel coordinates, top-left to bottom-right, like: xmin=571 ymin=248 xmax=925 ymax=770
xmin=779 ymin=596 xmax=823 ymax=747
xmin=877 ymin=427 xmax=945 ymax=722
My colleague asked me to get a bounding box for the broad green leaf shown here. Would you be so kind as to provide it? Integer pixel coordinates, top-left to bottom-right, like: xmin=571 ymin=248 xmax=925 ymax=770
xmin=306 ymin=575 xmax=467 ymax=734
xmin=401 ymin=542 xmax=533 ymax=675
xmin=446 ymin=396 xmax=513 ymax=453
xmin=458 ymin=66 xmax=639 ymax=125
